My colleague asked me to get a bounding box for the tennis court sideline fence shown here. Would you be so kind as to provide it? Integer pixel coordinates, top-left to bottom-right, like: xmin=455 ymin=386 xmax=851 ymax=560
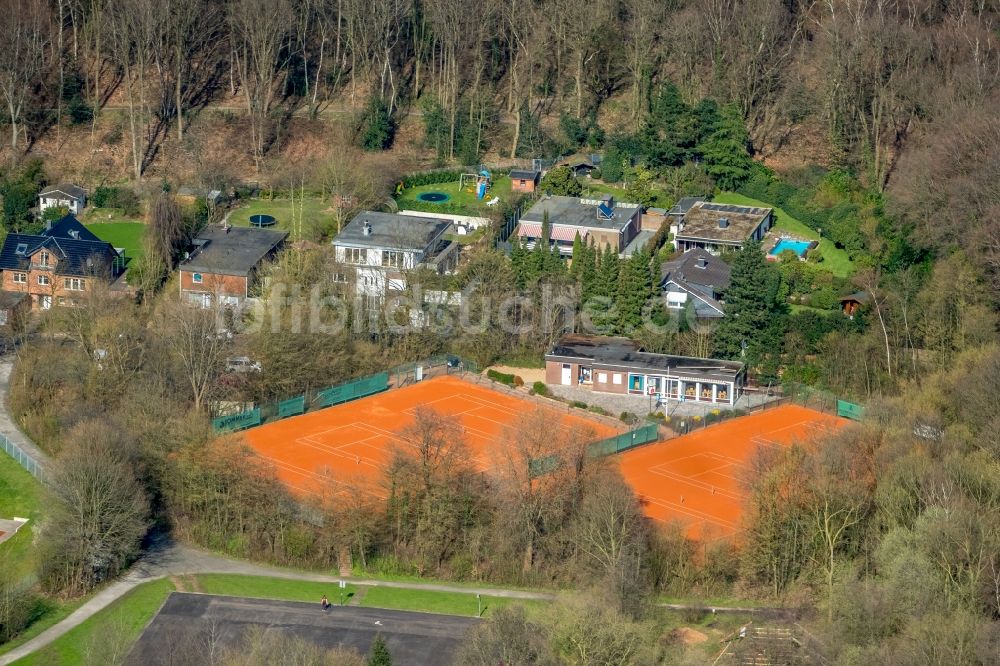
xmin=212 ymin=356 xmax=480 ymax=434
xmin=1 ymin=433 xmax=45 ymax=482
xmin=528 ymin=421 xmax=661 ymax=478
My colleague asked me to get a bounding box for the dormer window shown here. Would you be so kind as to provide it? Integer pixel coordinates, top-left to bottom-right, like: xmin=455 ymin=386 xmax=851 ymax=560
xmin=14 ymin=243 xmax=27 ymax=256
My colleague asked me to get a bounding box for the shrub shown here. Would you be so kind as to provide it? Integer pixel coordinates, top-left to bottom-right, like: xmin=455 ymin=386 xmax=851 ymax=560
xmin=587 ymin=405 xmax=610 ymax=416
xmin=486 ymin=369 xmax=516 ymax=386
xmin=571 ymin=400 xmax=588 ymax=409
xmin=589 ymin=167 xmax=602 ymax=180
xmin=91 ymin=186 xmax=141 ymax=216
xmin=531 ymin=381 xmax=549 ymax=396
xmin=358 ymin=96 xmax=394 ymax=151
xmin=513 ymin=375 xmax=524 ymax=387
xmin=620 ymin=411 xmax=638 ymax=424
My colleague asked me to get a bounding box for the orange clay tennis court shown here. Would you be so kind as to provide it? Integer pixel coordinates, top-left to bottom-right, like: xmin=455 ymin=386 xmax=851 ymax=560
xmin=618 ymin=404 xmax=847 ymax=541
xmin=241 ymin=375 xmax=620 ymax=498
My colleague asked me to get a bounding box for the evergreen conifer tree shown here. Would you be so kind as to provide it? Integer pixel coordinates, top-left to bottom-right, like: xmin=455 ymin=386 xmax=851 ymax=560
xmin=696 ymin=103 xmax=753 ymax=190
xmin=368 ymin=635 xmax=393 ymax=666
xmin=711 ymin=242 xmax=784 ymax=365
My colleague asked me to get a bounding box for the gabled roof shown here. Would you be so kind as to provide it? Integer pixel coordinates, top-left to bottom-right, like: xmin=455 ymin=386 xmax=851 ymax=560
xmin=0 ymin=215 xmax=120 ymax=277
xmin=664 ymin=277 xmax=725 ymax=316
xmin=39 ymin=183 xmax=86 ymax=201
xmin=180 ymin=225 xmax=288 ymax=277
xmin=43 ymin=215 xmax=103 ymax=243
xmin=660 ymin=248 xmax=731 ymax=290
xmin=509 ymin=169 xmax=540 ymax=181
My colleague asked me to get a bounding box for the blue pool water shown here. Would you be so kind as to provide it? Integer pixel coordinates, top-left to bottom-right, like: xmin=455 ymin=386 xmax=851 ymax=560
xmin=770 ymin=239 xmax=812 ymax=257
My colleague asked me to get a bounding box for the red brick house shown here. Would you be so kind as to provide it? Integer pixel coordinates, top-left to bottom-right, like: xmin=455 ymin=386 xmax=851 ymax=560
xmin=0 ymin=215 xmax=123 ymax=310
xmin=178 ymin=224 xmax=288 ymax=308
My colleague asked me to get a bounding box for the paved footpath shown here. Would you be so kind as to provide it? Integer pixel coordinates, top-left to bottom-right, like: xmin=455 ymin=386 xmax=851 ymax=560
xmin=0 ymin=356 xmax=52 ymax=470
xmin=0 ymin=538 xmax=556 ymax=665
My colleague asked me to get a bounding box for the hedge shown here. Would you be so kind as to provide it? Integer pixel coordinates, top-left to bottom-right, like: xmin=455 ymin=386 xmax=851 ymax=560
xmin=486 ymin=369 xmax=516 ymax=386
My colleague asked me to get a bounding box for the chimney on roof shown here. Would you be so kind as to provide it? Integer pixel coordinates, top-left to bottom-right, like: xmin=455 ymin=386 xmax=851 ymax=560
xmin=718 ymin=217 xmax=730 ymax=229
xmin=363 ymin=221 xmax=373 ymax=236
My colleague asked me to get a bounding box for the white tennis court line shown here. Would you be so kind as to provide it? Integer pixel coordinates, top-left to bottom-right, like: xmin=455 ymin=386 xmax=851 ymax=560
xmin=640 ymin=496 xmax=737 ymax=530
xmin=645 ymin=467 xmax=742 ymax=501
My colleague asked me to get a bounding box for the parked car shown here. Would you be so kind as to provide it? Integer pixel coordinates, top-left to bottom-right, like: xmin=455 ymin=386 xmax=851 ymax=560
xmin=225 ymin=356 xmax=261 ymax=373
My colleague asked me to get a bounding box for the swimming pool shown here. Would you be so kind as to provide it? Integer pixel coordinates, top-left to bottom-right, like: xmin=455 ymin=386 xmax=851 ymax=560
xmin=769 ymin=239 xmax=813 ymax=258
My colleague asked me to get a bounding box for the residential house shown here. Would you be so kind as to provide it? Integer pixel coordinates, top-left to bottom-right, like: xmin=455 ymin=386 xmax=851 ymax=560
xmin=178 ymin=224 xmax=288 ymax=308
xmin=0 ymin=215 xmax=124 ymax=310
xmin=517 ymin=194 xmax=642 ymax=256
xmin=666 ymin=196 xmax=707 ymax=229
xmin=544 ymin=334 xmax=746 ymax=406
xmin=509 ymin=169 xmax=540 ymax=193
xmin=659 ymin=248 xmax=731 ymax=318
xmin=331 ymin=211 xmax=458 ymax=303
xmin=672 ymin=201 xmax=773 ymax=254
xmin=38 ymin=183 xmax=86 ymax=215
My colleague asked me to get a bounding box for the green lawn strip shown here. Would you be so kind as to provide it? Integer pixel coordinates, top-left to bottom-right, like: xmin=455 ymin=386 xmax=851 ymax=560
xmin=194 ymin=574 xmax=358 ymax=606
xmin=713 ymin=192 xmax=854 ymax=277
xmin=658 ymin=594 xmax=787 ymax=609
xmin=233 ymin=198 xmax=336 ymax=233
xmin=350 ymin=567 xmax=548 ymax=593
xmin=82 ymin=221 xmax=146 ymax=262
xmin=11 ymin=578 xmax=176 ymax=666
xmin=358 ymin=586 xmax=546 ymax=618
xmin=0 ymin=450 xmax=44 ymax=581
xmin=397 ymin=176 xmax=513 ymax=213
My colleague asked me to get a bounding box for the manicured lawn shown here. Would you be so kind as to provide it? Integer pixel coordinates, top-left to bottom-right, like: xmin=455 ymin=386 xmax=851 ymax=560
xmin=82 ymin=221 xmax=146 ymax=263
xmin=396 ymin=176 xmax=513 ymax=214
xmin=12 ymin=578 xmax=176 ymax=666
xmin=581 ymin=181 xmax=674 ymax=208
xmin=233 ymin=198 xmax=336 ymax=238
xmin=714 ymin=192 xmax=855 ymax=277
xmin=358 ymin=586 xmax=545 ymax=617
xmin=194 ymin=574 xmax=359 ymax=606
xmin=0 ymin=450 xmax=44 ymax=582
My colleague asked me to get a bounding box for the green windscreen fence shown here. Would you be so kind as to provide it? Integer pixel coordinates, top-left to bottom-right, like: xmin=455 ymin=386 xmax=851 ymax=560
xmin=212 ymin=408 xmax=261 ymax=433
xmin=315 ymin=372 xmax=389 ymax=408
xmin=837 ymin=399 xmax=864 ymax=421
xmin=278 ymin=395 xmax=306 ymax=418
xmin=529 ymin=422 xmax=661 ymax=478
xmin=586 ymin=422 xmax=660 ymax=457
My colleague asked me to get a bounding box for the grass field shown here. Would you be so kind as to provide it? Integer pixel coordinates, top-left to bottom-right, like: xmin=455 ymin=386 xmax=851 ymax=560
xmin=194 ymin=574 xmax=359 ymax=605
xmin=82 ymin=221 xmax=146 ymax=263
xmin=0 ymin=451 xmax=43 ymax=581
xmin=11 ymin=578 xmax=176 ymax=666
xmin=396 ymin=176 xmax=513 ymax=213
xmin=80 ymin=207 xmax=141 ymax=226
xmin=232 ymin=198 xmax=337 ymax=238
xmin=713 ymin=192 xmax=854 ymax=277
xmin=358 ymin=586 xmax=544 ymax=617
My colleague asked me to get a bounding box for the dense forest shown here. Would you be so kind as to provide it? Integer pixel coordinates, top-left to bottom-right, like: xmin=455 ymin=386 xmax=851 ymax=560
xmin=2 ymin=0 xmax=1000 ymax=664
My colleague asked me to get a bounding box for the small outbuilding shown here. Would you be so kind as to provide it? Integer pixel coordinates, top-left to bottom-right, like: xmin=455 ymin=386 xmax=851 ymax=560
xmin=509 ymin=169 xmax=540 ymax=193
xmin=839 ymin=291 xmax=870 ymax=319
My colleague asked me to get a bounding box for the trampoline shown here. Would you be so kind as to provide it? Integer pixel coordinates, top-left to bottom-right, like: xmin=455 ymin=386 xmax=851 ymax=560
xmin=416 ymin=191 xmax=451 ymax=203
xmin=249 ymin=214 xmax=277 ymax=227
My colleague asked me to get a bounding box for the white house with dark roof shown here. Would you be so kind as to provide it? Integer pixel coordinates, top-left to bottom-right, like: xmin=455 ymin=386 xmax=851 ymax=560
xmin=39 ymin=183 xmax=87 ymax=215
xmin=331 ymin=211 xmax=457 ymax=302
xmin=659 ymin=248 xmax=731 ymax=318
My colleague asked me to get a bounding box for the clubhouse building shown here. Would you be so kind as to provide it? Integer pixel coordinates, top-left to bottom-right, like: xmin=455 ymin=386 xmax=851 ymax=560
xmin=544 ymin=335 xmax=746 ymax=406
